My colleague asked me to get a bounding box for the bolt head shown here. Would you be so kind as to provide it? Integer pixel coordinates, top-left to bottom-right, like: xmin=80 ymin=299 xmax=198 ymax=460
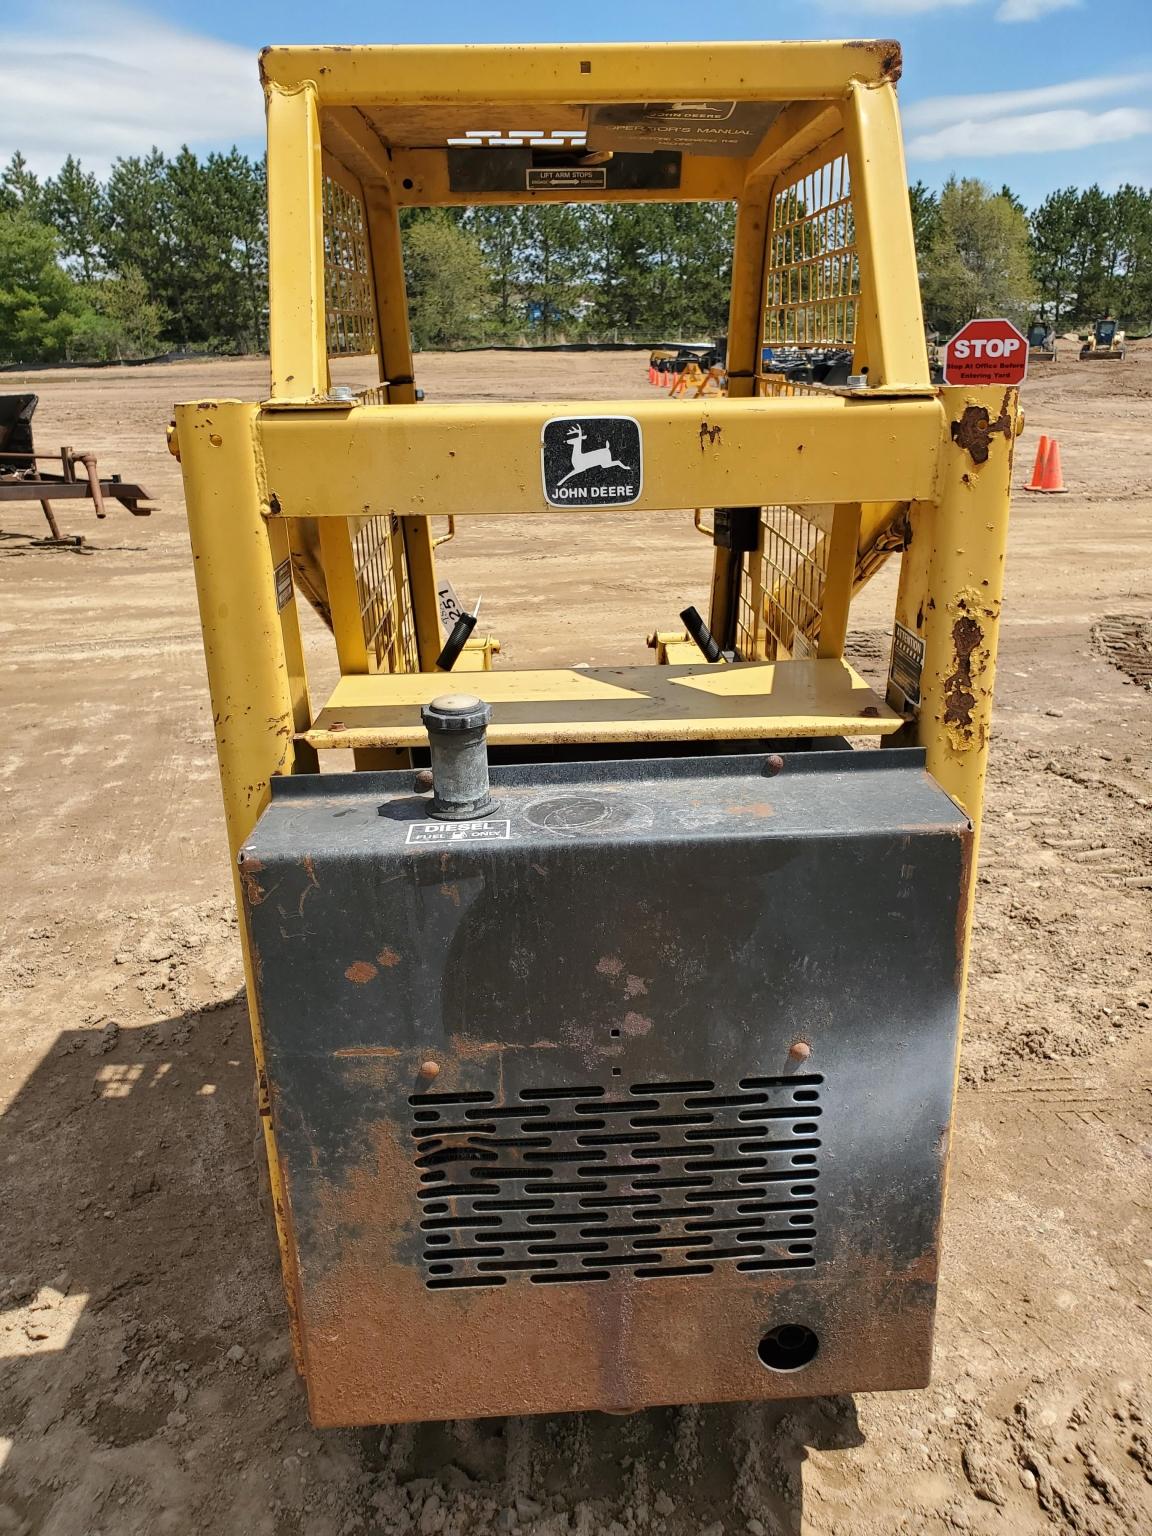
xmin=788 ymin=1041 xmax=811 ymax=1062
xmin=419 ymin=1060 xmax=440 ymax=1079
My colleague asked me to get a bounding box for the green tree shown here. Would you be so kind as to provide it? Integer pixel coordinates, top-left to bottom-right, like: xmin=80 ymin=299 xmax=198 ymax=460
xmin=101 ymin=149 xmax=187 ymax=341
xmin=403 ymin=212 xmax=492 ymax=348
xmin=1067 ymin=184 xmax=1113 ymax=321
xmin=0 ymin=211 xmax=94 ymax=362
xmin=468 ymin=206 xmax=526 ymax=339
xmin=0 ymin=153 xmax=43 ymax=218
xmin=1110 ymin=184 xmax=1152 ymax=327
xmin=920 ymin=177 xmax=1034 ymax=333
xmin=517 ymin=204 xmax=590 ymax=341
xmin=41 ymin=156 xmax=105 ymax=281
xmin=578 ymin=202 xmax=734 ymax=341
xmin=209 ymin=149 xmax=267 ymax=351
xmin=88 ymin=266 xmax=167 ymax=357
xmin=908 ymin=181 xmax=939 ymax=268
xmin=1030 ymin=188 xmax=1081 ymax=326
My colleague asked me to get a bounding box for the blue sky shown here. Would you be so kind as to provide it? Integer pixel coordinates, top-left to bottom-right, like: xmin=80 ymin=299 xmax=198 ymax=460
xmin=5 ymin=0 xmax=1150 ymax=205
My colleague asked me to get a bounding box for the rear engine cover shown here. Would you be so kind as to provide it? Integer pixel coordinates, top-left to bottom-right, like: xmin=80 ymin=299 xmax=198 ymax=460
xmin=240 ymin=749 xmax=970 ymax=1426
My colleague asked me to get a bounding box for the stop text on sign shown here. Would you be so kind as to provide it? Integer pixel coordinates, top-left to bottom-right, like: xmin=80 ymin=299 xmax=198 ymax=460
xmin=942 ymin=318 xmax=1029 ymax=386
xmin=951 ymin=337 xmax=1021 ymax=359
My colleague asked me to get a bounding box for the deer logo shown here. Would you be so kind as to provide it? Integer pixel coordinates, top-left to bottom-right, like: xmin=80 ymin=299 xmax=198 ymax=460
xmin=555 ymin=424 xmax=635 ymax=487
xmin=541 ymin=415 xmax=643 ymax=506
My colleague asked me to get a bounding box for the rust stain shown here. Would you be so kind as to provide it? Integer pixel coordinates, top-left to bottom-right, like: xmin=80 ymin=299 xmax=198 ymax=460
xmin=596 ymin=955 xmax=624 ymax=977
xmin=726 ymin=801 xmax=776 ymax=818
xmin=376 ymin=947 xmax=401 ymax=968
xmin=440 ymin=883 xmax=461 ymax=907
xmin=447 ymin=1036 xmax=560 ymax=1059
xmin=943 ymin=615 xmax=984 ymax=737
xmin=298 ymin=856 xmax=320 ymax=917
xmin=344 ymin=961 xmax=378 ymax=985
xmin=295 ymin=1110 xmax=941 ymax=1423
xmin=333 ymin=1045 xmax=401 ymax=1058
xmin=624 ymin=975 xmax=648 ymax=998
xmin=949 ymin=399 xmax=1013 ymax=466
xmin=844 ymin=38 xmax=903 ymax=80
xmin=238 ymin=854 xmax=265 ymax=907
xmin=940 ymin=584 xmax=1000 ymax=752
xmin=698 ymin=421 xmax=722 ymax=451
xmin=621 ymin=1011 xmax=654 ymax=1036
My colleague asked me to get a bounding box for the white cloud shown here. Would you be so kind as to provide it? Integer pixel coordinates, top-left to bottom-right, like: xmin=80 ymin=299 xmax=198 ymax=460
xmin=996 ymin=0 xmax=1079 ymax=19
xmin=907 ymin=106 xmax=1152 ymax=159
xmin=1 ymin=2 xmax=263 ymax=178
xmin=903 ymin=73 xmax=1152 ymax=131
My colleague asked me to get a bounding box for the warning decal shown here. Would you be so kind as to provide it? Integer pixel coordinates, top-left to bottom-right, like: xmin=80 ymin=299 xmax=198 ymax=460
xmin=406 ymin=819 xmax=511 ymax=845
xmin=526 ymin=167 xmax=607 ymax=191
xmin=274 ymin=558 xmax=293 ymax=611
xmin=889 ymin=621 xmax=925 ymax=708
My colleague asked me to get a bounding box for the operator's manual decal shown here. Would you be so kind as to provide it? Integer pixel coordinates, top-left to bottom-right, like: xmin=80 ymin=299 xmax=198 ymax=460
xmin=406 ymin=819 xmax=511 ymax=845
xmin=541 ymin=416 xmax=642 ymax=508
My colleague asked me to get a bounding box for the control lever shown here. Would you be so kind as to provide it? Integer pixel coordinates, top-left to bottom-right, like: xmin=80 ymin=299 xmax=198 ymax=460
xmin=435 ymin=596 xmax=482 ymax=672
xmin=679 ymin=605 xmax=731 ymax=664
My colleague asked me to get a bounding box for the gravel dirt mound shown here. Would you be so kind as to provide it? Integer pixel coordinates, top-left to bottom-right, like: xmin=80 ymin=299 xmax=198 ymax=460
xmin=0 ymin=347 xmax=1149 ymax=1534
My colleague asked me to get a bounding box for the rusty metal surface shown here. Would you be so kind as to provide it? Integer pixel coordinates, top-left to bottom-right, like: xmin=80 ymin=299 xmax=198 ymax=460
xmin=0 ymin=479 xmax=153 ymax=510
xmin=948 ymin=394 xmax=1013 ymax=466
xmin=241 ymin=748 xmax=971 ymax=1426
xmin=1 ymin=396 xmax=155 ymax=517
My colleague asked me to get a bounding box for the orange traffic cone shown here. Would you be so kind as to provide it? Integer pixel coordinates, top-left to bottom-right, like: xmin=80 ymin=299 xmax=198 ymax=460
xmin=648 ymin=365 xmax=655 ymax=385
xmin=1039 ymin=436 xmax=1068 ymax=494
xmin=1024 ymin=435 xmax=1049 ymax=492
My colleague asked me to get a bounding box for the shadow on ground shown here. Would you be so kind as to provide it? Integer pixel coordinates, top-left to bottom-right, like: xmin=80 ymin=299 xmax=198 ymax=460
xmin=0 ymin=1005 xmax=863 ymax=1535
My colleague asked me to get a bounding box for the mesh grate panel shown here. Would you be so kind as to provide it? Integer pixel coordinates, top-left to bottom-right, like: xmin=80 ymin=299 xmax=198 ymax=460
xmin=323 ymin=176 xmax=377 ymax=357
xmin=764 ymin=153 xmax=858 ymax=349
xmin=410 ymin=1077 xmax=822 ymax=1288
xmin=735 ymin=507 xmax=831 ymax=662
xmin=761 ymin=506 xmax=828 ymax=659
xmin=352 ymin=515 xmax=419 ymax=671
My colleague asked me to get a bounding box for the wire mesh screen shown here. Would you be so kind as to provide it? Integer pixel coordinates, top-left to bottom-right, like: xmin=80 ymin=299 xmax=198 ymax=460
xmin=353 ymin=516 xmax=419 ymax=672
xmin=323 ymin=177 xmax=377 ymax=357
xmin=764 ymin=154 xmax=858 ymax=349
xmin=736 ymin=506 xmax=831 ymax=661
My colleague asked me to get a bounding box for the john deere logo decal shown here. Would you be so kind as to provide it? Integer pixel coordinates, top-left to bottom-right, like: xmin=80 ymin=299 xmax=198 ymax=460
xmin=541 ymin=416 xmax=642 ymax=507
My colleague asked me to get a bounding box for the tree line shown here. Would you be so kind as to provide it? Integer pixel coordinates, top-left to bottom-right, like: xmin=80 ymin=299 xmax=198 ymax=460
xmin=2 ymin=145 xmax=1150 ymax=365
xmin=0 ymin=149 xmax=265 ymax=362
xmin=911 ymin=177 xmax=1152 ymax=337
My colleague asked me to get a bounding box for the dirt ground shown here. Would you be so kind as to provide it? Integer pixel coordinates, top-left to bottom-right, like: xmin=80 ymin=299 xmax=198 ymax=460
xmin=0 ymin=346 xmax=1150 ymax=1536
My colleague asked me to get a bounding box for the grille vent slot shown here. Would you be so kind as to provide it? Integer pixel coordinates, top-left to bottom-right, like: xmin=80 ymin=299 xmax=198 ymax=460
xmin=410 ymin=1076 xmax=823 ymax=1289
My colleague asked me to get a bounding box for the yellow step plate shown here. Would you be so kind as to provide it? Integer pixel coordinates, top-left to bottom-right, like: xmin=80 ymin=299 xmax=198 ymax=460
xmin=303 ymin=659 xmax=899 ymax=750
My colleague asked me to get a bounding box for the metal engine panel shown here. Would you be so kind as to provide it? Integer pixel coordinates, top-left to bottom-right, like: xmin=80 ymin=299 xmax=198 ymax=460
xmin=240 ymin=749 xmax=971 ymax=1426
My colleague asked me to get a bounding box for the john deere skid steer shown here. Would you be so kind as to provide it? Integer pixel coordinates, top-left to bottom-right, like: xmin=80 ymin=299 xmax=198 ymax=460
xmin=172 ymin=38 xmax=1018 ymax=1427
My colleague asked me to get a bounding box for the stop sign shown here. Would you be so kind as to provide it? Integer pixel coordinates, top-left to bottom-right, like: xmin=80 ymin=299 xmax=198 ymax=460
xmin=942 ymin=318 xmax=1029 ymax=386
